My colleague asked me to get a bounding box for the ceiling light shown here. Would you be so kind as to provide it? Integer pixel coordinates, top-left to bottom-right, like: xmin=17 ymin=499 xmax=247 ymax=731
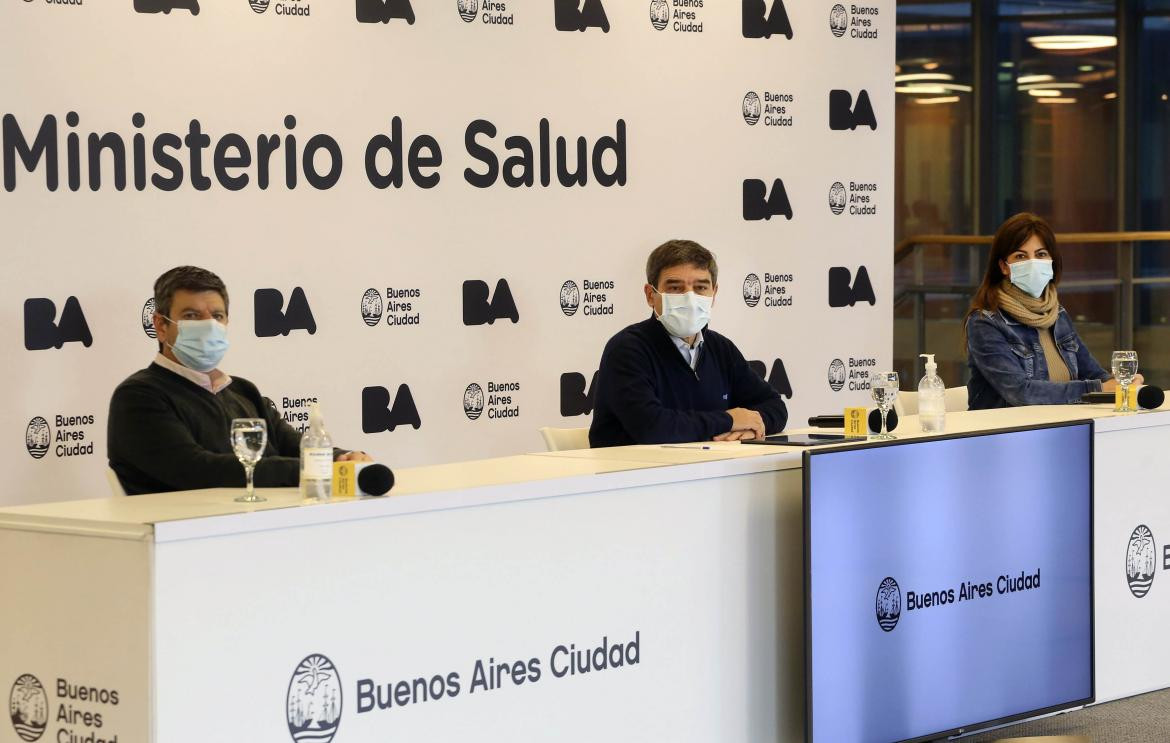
xmin=895 ymin=73 xmax=955 ymax=82
xmin=1038 ymin=97 xmax=1078 ymax=104
xmin=923 ymin=62 xmax=940 ymax=70
xmin=1027 ymin=35 xmax=1117 ymax=51
xmin=1028 ymin=89 xmax=1063 ymax=97
xmin=1018 ymin=82 xmax=1085 ymax=91
xmin=1079 ymin=65 xmax=1095 ymax=72
xmin=914 ymin=96 xmax=960 ymax=105
xmin=897 ymin=85 xmax=947 ymax=94
xmin=1103 ymin=92 xmax=1118 ymax=100
xmin=1017 ymin=74 xmax=1055 ymax=84
xmin=896 ymin=83 xmax=972 ymax=94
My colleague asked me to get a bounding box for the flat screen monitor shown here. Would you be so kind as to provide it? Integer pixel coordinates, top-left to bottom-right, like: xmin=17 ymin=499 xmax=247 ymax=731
xmin=804 ymin=421 xmax=1094 ymax=743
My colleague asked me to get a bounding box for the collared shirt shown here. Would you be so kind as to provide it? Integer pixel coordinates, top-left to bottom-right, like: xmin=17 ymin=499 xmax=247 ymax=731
xmin=671 ymin=330 xmax=704 ymax=370
xmin=153 ymin=353 xmax=233 ymax=395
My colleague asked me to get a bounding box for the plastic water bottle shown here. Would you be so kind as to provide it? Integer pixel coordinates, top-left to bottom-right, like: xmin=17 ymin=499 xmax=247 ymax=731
xmin=300 ymin=403 xmax=333 ymax=500
xmin=918 ymin=353 xmax=946 ymax=433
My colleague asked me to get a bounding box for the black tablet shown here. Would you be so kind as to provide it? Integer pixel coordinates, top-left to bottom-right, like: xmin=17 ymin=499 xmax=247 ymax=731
xmin=742 ymin=433 xmax=863 ymax=447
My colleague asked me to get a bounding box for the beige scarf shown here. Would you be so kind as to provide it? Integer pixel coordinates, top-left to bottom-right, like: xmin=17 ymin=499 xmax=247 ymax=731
xmin=997 ymin=282 xmax=1070 ymax=382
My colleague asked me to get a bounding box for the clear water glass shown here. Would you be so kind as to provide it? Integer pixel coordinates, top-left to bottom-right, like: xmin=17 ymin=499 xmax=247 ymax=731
xmin=231 ymin=418 xmax=268 ymax=503
xmin=870 ymin=372 xmax=899 ymax=440
xmin=1112 ymin=350 xmax=1139 ymax=413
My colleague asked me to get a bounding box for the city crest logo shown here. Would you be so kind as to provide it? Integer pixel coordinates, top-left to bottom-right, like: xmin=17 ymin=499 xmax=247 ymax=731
xmin=743 ymin=92 xmax=762 ymax=125
xmin=464 ymin=383 xmax=485 ymax=420
xmin=829 ymin=182 xmax=846 ymax=215
xmin=650 ymin=0 xmax=668 ymax=30
xmin=286 ymin=654 xmax=342 ymax=743
xmin=876 ymin=577 xmax=901 ymax=632
xmin=458 ymin=0 xmax=478 ymax=22
xmin=25 ymin=417 xmax=50 ymax=460
xmin=361 ymin=289 xmax=384 ymax=327
xmin=9 ymin=674 xmax=48 ymax=742
xmin=828 ymin=359 xmax=846 ymax=392
xmin=742 ymin=274 xmax=762 ymax=308
xmin=141 ymin=298 xmax=158 ymax=339
xmin=830 ymin=4 xmax=847 ymax=37
xmin=559 ymin=281 xmax=581 ymax=316
xmin=250 ymin=0 xmax=271 ymax=13
xmin=1127 ymin=524 xmax=1156 ymax=598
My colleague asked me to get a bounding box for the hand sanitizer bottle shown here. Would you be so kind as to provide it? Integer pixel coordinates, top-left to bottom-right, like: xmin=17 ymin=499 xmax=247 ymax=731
xmin=918 ymin=353 xmax=946 ymax=434
xmin=300 ymin=403 xmax=333 ymax=500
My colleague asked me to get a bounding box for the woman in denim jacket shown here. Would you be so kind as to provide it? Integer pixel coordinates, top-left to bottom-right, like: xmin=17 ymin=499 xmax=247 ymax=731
xmin=965 ymin=213 xmax=1138 ymax=409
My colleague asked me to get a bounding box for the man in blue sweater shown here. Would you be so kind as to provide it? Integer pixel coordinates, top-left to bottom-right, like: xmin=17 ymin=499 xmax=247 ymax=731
xmin=589 ymin=239 xmax=788 ymax=447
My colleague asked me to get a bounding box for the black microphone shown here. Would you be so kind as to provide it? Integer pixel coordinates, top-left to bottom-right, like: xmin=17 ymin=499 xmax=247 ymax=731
xmin=356 ymin=463 xmax=395 ymax=496
xmin=1139 ymin=385 xmax=1165 ymax=409
xmin=1080 ymin=384 xmax=1164 ymax=410
xmin=807 ymin=410 xmax=898 ymax=433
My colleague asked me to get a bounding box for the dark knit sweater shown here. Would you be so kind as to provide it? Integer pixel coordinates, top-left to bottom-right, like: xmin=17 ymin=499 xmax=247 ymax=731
xmin=108 ymin=363 xmax=303 ymax=495
xmin=589 ymin=316 xmax=788 ymax=447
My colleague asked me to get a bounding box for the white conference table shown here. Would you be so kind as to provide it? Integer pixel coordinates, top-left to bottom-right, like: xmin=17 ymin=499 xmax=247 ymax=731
xmin=1 ymin=403 xmax=1168 ymax=743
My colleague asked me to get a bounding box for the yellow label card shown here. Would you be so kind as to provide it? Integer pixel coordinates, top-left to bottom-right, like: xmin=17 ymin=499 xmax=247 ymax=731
xmin=333 ymin=461 xmax=358 ymax=498
xmin=844 ymin=407 xmax=868 ymax=437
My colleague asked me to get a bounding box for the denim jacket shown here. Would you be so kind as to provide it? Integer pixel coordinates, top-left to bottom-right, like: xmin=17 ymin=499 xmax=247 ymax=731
xmin=966 ymin=307 xmax=1110 ymax=409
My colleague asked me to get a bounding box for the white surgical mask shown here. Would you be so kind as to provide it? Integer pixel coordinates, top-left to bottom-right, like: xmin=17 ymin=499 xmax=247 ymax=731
xmin=1009 ymin=259 xmax=1054 ymax=299
xmin=653 ymin=289 xmax=712 ymax=339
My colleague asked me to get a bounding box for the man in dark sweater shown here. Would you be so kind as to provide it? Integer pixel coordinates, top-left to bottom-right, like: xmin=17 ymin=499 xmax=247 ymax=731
xmin=589 ymin=240 xmax=788 ymax=447
xmin=108 ymin=266 xmax=370 ymax=495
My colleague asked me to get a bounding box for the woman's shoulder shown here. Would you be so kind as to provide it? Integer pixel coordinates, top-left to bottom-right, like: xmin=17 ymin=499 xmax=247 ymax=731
xmin=965 ymin=307 xmax=1003 ymax=327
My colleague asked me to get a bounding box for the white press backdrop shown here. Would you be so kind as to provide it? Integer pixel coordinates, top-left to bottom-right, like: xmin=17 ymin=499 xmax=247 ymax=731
xmin=0 ymin=0 xmax=893 ymax=506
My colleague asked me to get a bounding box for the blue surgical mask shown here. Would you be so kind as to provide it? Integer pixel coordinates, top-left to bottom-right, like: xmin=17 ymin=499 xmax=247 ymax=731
xmin=164 ymin=317 xmax=230 ymax=372
xmin=1009 ymin=259 xmax=1054 ymax=299
xmin=653 ymin=288 xmax=712 ymax=338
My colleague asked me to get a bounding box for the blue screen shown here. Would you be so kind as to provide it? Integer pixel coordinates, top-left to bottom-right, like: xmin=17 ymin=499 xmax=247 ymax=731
xmin=806 ymin=423 xmax=1093 ymax=743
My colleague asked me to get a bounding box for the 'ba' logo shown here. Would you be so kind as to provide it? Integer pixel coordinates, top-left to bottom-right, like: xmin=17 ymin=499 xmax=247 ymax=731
xmin=361 ymin=289 xmax=383 ymax=327
xmin=743 ymin=92 xmax=762 ymax=125
xmin=830 ymin=4 xmax=847 ymax=37
xmin=464 ymin=383 xmax=485 ymax=420
xmin=829 ymin=182 xmax=846 ymax=215
xmin=458 ymin=0 xmax=477 ymax=22
xmin=9 ymin=674 xmax=48 ymax=742
xmin=743 ymin=274 xmax=762 ymax=307
xmin=286 ymin=655 xmax=342 ymax=743
xmin=25 ymin=417 xmax=50 ymax=460
xmin=649 ymin=0 xmax=668 ymax=30
xmin=141 ymin=298 xmax=158 ymax=339
xmin=828 ymin=359 xmax=846 ymax=392
xmin=559 ymin=281 xmax=581 ymax=316
xmin=1127 ymin=524 xmax=1156 ymax=598
xmin=876 ymin=577 xmax=901 ymax=632
xmin=249 ymin=0 xmax=270 ymax=13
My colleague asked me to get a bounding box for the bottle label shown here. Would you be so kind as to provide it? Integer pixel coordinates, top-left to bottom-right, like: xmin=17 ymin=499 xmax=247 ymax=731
xmin=302 ymin=448 xmax=332 ymax=480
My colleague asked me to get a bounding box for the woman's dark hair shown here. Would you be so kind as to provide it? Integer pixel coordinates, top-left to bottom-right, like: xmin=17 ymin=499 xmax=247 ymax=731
xmin=968 ymin=212 xmax=1062 ymax=317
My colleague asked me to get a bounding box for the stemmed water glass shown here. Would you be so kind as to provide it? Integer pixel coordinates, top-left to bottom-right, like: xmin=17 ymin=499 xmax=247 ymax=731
xmin=231 ymin=418 xmax=268 ymax=503
xmin=870 ymin=372 xmax=900 ymax=440
xmin=1112 ymin=351 xmax=1139 ymax=413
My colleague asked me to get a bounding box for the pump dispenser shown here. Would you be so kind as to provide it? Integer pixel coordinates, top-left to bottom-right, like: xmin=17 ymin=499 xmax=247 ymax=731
xmin=300 ymin=403 xmax=333 ymax=500
xmin=918 ymin=353 xmax=946 ymax=433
